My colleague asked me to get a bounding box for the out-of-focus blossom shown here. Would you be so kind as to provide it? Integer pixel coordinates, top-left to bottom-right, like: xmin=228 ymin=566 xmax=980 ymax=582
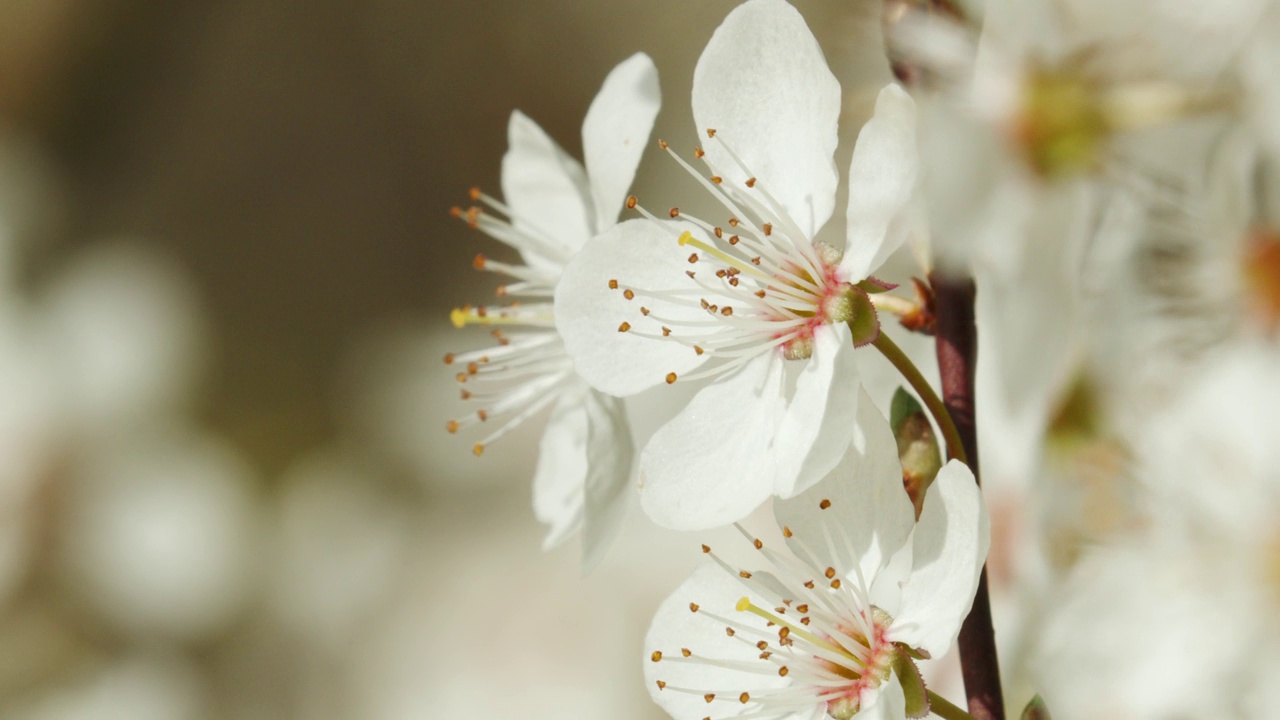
xmin=557 ymin=0 xmax=922 ymax=530
xmin=1034 ymin=340 xmax=1280 ymax=718
xmin=55 ymin=430 xmax=261 ymax=642
xmin=644 ymin=396 xmax=988 ymax=719
xmin=444 ymin=53 xmax=660 ymax=567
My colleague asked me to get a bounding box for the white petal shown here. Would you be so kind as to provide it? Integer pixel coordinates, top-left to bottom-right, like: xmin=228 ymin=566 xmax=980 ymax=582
xmin=501 ymin=110 xmax=593 ymax=265
xmin=531 ymin=392 xmax=589 ymax=550
xmin=640 ymin=352 xmax=784 ymax=530
xmin=582 ymin=53 xmax=661 ymax=234
xmin=554 ymin=218 xmax=713 ymax=397
xmin=774 ymin=387 xmax=915 ymax=583
xmin=644 ymin=559 xmax=793 ymax=720
xmin=891 ymin=460 xmax=990 ymax=657
xmin=580 ymin=389 xmax=636 ymax=571
xmin=857 ymin=667 xmax=905 ymax=720
xmin=692 ymin=0 xmax=841 ymax=239
xmin=840 ymin=83 xmax=920 ymax=280
xmin=773 ymin=323 xmax=860 ymax=498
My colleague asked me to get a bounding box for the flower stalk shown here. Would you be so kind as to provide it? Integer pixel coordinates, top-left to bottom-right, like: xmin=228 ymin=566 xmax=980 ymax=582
xmin=928 ymin=690 xmax=978 ymax=720
xmin=868 ymin=330 xmax=968 ymax=467
xmin=931 ymin=272 xmax=1005 ymax=720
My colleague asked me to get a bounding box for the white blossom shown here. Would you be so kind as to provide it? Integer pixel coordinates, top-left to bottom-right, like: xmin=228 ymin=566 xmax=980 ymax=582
xmin=644 ymin=395 xmax=988 ymax=720
xmin=445 ymin=54 xmax=659 ymax=566
xmin=556 ymin=0 xmax=920 ymax=530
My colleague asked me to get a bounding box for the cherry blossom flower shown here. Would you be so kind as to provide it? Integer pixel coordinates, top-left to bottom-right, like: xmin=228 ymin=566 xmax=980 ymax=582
xmin=644 ymin=395 xmax=989 ymax=720
xmin=555 ymin=0 xmax=920 ymax=530
xmin=444 ymin=53 xmax=659 ymax=567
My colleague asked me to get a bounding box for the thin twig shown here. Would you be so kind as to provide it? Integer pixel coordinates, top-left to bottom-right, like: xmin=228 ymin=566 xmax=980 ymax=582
xmin=931 ymin=272 xmax=1005 ymax=720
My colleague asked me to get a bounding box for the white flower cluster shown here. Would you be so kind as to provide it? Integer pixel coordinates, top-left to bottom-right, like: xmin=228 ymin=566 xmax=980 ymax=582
xmin=443 ymin=0 xmax=1280 ymax=718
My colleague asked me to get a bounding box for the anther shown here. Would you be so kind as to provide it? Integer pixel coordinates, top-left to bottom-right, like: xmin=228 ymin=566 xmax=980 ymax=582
xmin=819 ymin=499 xmax=832 ymax=509
xmin=681 ymin=648 xmax=692 ymax=657
xmin=625 ymin=196 xmax=638 ymax=210
xmin=728 ymin=218 xmax=739 ymax=227
xmin=443 ymin=353 xmax=455 ymax=365
xmin=725 ymin=627 xmax=735 ymax=637
xmin=651 ymin=651 xmax=663 ymax=662
xmin=658 ymin=139 xmax=670 ymax=150
xmin=695 ymin=147 xmax=706 ymax=159
xmin=467 ymin=362 xmax=479 ymax=375
xmin=449 ymin=206 xmax=463 ymax=219
xmin=476 ymin=410 xmax=488 ymax=422
xmin=825 ymin=567 xmax=836 ymax=579
xmin=469 ymin=187 xmax=482 ymax=201
xmin=739 ymin=570 xmax=753 ymax=579
xmin=710 ymin=175 xmax=722 ymax=184
xmin=618 ymin=322 xmax=632 ymax=333
xmin=830 ymin=579 xmax=842 ymax=589
xmin=623 ymin=289 xmax=635 ymax=300
xmin=704 ymin=694 xmax=716 ymax=704
xmin=669 ymin=207 xmax=681 ymax=218
xmin=666 ymin=372 xmax=678 ymax=384
xmin=688 ymin=253 xmax=699 ymax=264
xmin=753 ymin=538 xmax=763 ymax=549
xmin=714 ymin=227 xmax=723 ymax=238
xmin=746 ymin=177 xmax=757 ymax=188
xmin=640 ymin=307 xmax=650 ymax=315
xmin=446 ymin=420 xmax=459 ymax=434
xmin=762 ymin=223 xmax=772 ymax=236
xmin=689 ymin=603 xmax=700 ymax=612
xmin=706 ymin=128 xmax=717 ymax=137
xmin=701 ymin=544 xmax=711 ymax=553
xmin=609 ymin=279 xmax=619 ymax=289
xmin=779 ymin=667 xmax=789 ymax=677
xmin=739 ymin=693 xmax=750 ymax=704
xmin=782 ymin=526 xmax=793 ymax=538
xmin=657 ymin=681 xmax=667 ymax=690
xmin=721 ymin=306 xmax=733 ymax=316
xmin=662 ymin=327 xmax=672 ymax=336
xmin=694 ymin=346 xmax=704 ymax=356
xmin=473 ymin=254 xmax=486 ymax=270
xmin=472 ymin=443 xmax=485 ymax=456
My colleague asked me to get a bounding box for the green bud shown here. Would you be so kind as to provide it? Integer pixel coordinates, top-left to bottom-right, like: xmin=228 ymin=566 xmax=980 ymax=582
xmin=891 ymin=387 xmax=943 ymax=517
xmin=1020 ymin=695 xmax=1052 ymax=720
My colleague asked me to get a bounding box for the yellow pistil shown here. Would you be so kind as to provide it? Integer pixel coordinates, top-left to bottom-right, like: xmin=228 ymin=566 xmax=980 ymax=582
xmin=450 ymin=307 xmax=550 ymax=329
xmin=736 ymin=597 xmax=862 ymax=668
xmin=678 ymin=232 xmax=773 ymax=283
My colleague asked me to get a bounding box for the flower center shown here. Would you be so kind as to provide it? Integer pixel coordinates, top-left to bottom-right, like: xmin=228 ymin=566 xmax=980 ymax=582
xmin=649 ymin=522 xmax=905 ymax=719
xmin=612 ymin=135 xmax=856 ymax=384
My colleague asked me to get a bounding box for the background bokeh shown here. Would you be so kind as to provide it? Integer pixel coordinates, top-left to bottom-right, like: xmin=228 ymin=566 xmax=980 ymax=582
xmin=0 ymin=2 xmax=914 ymax=718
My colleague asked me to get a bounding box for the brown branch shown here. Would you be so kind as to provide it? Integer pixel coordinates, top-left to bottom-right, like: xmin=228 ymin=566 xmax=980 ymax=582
xmin=930 ymin=272 xmax=1006 ymax=720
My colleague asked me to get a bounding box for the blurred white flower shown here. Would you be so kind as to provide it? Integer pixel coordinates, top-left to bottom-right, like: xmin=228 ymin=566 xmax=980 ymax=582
xmin=38 ymin=241 xmax=207 ymax=437
xmin=644 ymin=395 xmax=988 ymax=720
xmin=1034 ymin=339 xmax=1280 ymax=718
xmin=557 ymin=0 xmax=922 ymax=531
xmin=444 ymin=52 xmax=660 ymax=568
xmin=56 ymin=429 xmax=261 ymax=642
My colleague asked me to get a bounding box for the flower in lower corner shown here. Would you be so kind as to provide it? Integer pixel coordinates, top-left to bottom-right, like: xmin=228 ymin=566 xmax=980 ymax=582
xmin=644 ymin=395 xmax=989 ymax=719
xmin=555 ymin=0 xmax=922 ymax=530
xmin=443 ymin=53 xmax=660 ymax=568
